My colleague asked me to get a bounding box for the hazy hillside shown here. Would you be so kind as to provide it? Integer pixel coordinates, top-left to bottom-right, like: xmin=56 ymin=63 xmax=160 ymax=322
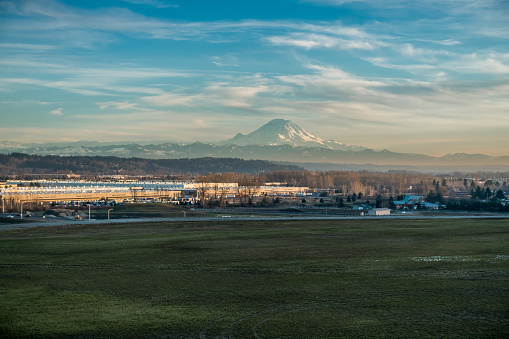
xmin=0 ymin=153 xmax=302 ymax=176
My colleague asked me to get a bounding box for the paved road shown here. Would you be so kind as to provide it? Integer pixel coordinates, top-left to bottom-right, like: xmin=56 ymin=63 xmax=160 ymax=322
xmin=2 ymin=214 xmax=509 ymax=231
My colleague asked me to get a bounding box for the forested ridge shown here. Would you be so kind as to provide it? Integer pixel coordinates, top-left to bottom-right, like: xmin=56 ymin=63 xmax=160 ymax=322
xmin=0 ymin=153 xmax=302 ymax=176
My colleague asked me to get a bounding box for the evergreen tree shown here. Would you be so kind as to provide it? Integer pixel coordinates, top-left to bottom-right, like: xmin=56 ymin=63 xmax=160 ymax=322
xmin=496 ymin=190 xmax=506 ymax=200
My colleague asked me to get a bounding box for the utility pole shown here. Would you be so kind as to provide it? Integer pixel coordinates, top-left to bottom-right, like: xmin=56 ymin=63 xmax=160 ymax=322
xmin=88 ymin=204 xmax=91 ymax=221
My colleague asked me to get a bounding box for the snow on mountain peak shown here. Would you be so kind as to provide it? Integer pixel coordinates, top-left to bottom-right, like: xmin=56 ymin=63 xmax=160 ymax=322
xmin=222 ymin=119 xmax=367 ymax=151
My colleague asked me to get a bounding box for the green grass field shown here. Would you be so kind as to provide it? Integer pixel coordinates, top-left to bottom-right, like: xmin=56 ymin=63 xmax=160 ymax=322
xmin=1 ymin=218 xmax=508 ymax=338
xmin=0 ymin=217 xmax=31 ymax=225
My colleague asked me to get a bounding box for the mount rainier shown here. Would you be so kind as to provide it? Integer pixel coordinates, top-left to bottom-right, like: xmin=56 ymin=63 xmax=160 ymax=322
xmin=1 ymin=119 xmax=509 ymax=169
xmin=221 ymin=119 xmax=367 ymax=151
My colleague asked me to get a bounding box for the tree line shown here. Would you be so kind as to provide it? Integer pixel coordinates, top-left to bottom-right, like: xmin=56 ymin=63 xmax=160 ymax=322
xmin=0 ymin=153 xmax=302 ymax=176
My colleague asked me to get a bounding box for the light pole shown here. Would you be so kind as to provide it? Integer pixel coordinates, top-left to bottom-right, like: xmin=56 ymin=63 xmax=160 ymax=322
xmin=88 ymin=204 xmax=91 ymax=221
xmin=108 ymin=209 xmax=113 ymax=220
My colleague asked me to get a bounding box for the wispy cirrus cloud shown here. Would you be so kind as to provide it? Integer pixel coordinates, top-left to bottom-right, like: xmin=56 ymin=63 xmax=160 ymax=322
xmin=206 ymin=84 xmax=271 ymax=109
xmin=277 ymin=63 xmax=386 ymax=100
xmin=267 ymin=33 xmax=376 ymax=50
xmin=97 ymin=102 xmax=140 ymax=110
xmin=49 ymin=108 xmax=63 ymax=116
xmin=396 ymin=43 xmax=454 ymax=59
xmin=442 ymin=53 xmax=509 ymax=75
xmin=210 ymin=55 xmax=239 ymax=67
xmin=0 ymin=43 xmax=56 ymax=50
xmin=0 ymin=58 xmax=194 ymax=98
xmin=366 ymin=52 xmax=509 ymax=76
xmin=0 ymin=1 xmax=378 ymax=44
xmin=412 ymin=39 xmax=461 ymax=46
xmin=0 ymin=58 xmax=191 ymax=78
xmin=364 ymin=57 xmax=440 ymax=77
xmin=141 ymin=93 xmax=203 ymax=107
xmin=1 ymin=78 xmax=107 ymax=96
xmin=120 ymin=0 xmax=178 ymax=8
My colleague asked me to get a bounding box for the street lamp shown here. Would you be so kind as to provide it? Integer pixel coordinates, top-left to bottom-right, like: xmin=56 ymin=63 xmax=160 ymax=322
xmin=108 ymin=209 xmax=113 ymax=220
xmin=20 ymin=201 xmax=27 ymax=219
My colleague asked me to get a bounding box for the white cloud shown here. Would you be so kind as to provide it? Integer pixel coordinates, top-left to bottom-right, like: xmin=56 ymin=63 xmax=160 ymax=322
xmin=212 ymin=61 xmax=239 ymax=67
xmin=267 ymin=33 xmax=375 ymax=50
xmin=207 ymin=85 xmax=269 ymax=99
xmin=97 ymin=102 xmax=140 ymax=110
xmin=0 ymin=60 xmax=192 ymax=97
xmin=0 ymin=1 xmax=380 ymax=45
xmin=368 ymin=52 xmax=509 ymax=76
xmin=0 ymin=59 xmax=63 ymax=69
xmin=210 ymin=55 xmax=240 ymax=67
xmin=0 ymin=59 xmax=192 ymax=80
xmin=443 ymin=53 xmax=509 ymax=74
xmin=120 ymin=0 xmax=178 ymax=8
xmin=277 ymin=64 xmax=386 ymax=98
xmin=413 ymin=39 xmax=461 ymax=46
xmin=302 ymin=0 xmax=364 ymax=5
xmin=364 ymin=57 xmax=438 ymax=76
xmin=0 ymin=43 xmax=56 ymax=50
xmin=206 ymin=85 xmax=271 ymax=108
xmin=1 ymin=78 xmax=108 ymax=96
xmin=49 ymin=108 xmax=63 ymax=116
xmin=397 ymin=43 xmax=454 ymax=58
xmin=141 ymin=93 xmax=202 ymax=107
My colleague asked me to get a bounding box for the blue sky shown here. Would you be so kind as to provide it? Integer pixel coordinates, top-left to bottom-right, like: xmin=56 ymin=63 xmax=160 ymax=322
xmin=1 ymin=0 xmax=508 ymax=156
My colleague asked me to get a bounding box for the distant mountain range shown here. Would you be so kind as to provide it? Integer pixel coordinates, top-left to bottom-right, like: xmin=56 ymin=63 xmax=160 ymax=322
xmin=1 ymin=119 xmax=509 ymax=170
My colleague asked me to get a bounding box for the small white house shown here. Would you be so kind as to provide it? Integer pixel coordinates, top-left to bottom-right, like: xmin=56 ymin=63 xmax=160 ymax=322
xmin=368 ymin=208 xmax=391 ymax=216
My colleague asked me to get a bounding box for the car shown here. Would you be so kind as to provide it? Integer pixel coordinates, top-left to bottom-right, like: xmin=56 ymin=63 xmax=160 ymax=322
xmin=6 ymin=215 xmax=14 ymax=218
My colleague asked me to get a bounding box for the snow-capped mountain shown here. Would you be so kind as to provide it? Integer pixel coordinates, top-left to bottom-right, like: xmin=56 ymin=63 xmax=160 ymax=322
xmin=222 ymin=119 xmax=367 ymax=151
xmin=2 ymin=119 xmax=509 ymax=168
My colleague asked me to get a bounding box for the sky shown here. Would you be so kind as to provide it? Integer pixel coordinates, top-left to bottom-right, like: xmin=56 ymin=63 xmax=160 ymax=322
xmin=1 ymin=0 xmax=508 ymax=156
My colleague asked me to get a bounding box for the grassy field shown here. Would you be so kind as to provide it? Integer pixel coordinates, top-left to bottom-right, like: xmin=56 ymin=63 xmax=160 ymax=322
xmin=1 ymin=218 xmax=508 ymax=338
xmin=0 ymin=217 xmax=31 ymax=225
